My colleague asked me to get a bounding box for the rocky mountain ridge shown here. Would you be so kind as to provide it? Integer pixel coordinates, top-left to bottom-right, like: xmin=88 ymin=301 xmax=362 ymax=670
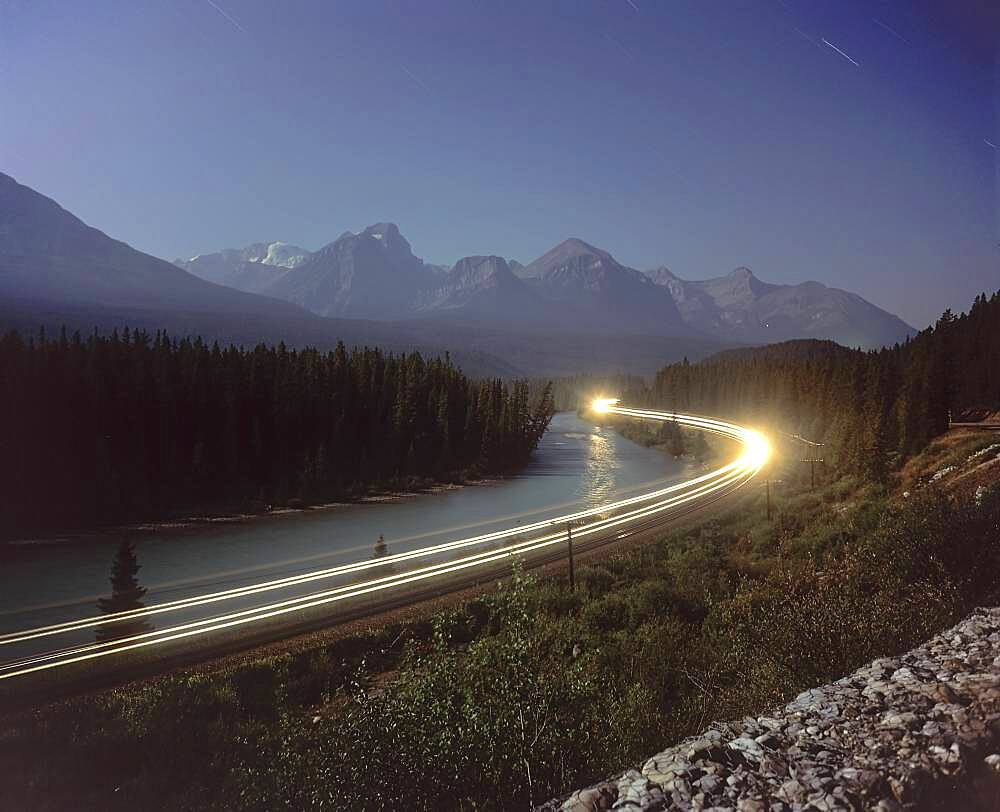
xmin=645 ymin=266 xmax=915 ymax=348
xmin=183 ymin=226 xmax=914 ymax=347
xmin=515 ymin=238 xmax=686 ymax=335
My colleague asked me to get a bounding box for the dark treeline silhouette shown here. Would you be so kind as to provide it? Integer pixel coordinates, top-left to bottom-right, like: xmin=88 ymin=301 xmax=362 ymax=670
xmin=1 ymin=329 xmax=555 ymax=537
xmin=645 ymin=290 xmax=1000 ymax=480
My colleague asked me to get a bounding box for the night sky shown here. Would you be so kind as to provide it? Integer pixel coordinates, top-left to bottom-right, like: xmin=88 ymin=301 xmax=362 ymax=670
xmin=1 ymin=0 xmax=996 ymax=327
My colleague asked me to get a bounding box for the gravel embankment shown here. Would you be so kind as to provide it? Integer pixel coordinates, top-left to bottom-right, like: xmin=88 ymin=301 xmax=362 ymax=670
xmin=539 ymin=607 xmax=1000 ymax=811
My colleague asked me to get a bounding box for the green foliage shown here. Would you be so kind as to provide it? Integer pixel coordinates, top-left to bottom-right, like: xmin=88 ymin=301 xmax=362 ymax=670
xmin=264 ymin=572 xmax=626 ymax=809
xmin=229 ymin=660 xmax=288 ymax=719
xmin=708 ymin=488 xmax=1000 ymax=716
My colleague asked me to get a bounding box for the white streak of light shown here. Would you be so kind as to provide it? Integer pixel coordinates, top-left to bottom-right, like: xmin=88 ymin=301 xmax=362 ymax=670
xmin=822 ymin=38 xmax=861 ymax=67
xmin=204 ymin=0 xmax=245 ymax=32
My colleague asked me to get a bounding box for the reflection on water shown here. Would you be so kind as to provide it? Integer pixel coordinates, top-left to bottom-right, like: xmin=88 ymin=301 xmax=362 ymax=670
xmin=584 ymin=428 xmax=617 ymax=506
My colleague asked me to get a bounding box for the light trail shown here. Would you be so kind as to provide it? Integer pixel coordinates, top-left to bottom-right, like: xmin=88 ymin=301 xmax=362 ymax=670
xmin=0 ymin=465 xmax=752 ymax=677
xmin=0 ymin=404 xmax=768 ymax=682
xmin=0 ymin=472 xmax=686 ymax=620
xmin=0 ymin=473 xmax=681 ymax=619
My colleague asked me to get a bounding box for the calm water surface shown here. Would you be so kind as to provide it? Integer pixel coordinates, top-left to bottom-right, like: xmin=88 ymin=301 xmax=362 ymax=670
xmin=0 ymin=413 xmax=690 ymax=637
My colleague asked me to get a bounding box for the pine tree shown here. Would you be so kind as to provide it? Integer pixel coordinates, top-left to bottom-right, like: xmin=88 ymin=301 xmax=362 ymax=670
xmin=96 ymin=539 xmax=150 ymax=642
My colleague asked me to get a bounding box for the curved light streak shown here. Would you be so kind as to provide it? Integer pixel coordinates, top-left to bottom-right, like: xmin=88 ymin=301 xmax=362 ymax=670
xmin=0 ymin=404 xmax=768 ymax=681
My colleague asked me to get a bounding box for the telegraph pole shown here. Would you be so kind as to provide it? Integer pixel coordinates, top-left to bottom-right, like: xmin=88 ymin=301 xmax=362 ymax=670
xmin=800 ymin=457 xmax=824 ymax=490
xmin=786 ymin=432 xmax=826 ymax=492
xmin=566 ymin=522 xmax=575 ymax=592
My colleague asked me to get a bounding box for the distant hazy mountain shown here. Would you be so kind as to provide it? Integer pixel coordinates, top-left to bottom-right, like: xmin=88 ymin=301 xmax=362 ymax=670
xmin=263 ymin=223 xmax=432 ymax=319
xmin=645 ymin=266 xmax=914 ymax=348
xmin=412 ymin=255 xmax=550 ymax=322
xmin=259 ymin=228 xmax=559 ymax=326
xmin=190 ymin=225 xmax=911 ymax=348
xmin=175 ymin=241 xmax=310 ymax=293
xmin=517 ymin=238 xmax=687 ymax=335
xmin=252 ymin=230 xmax=691 ymax=336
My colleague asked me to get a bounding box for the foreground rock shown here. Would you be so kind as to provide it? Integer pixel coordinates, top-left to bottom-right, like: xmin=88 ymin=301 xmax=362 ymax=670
xmin=538 ymin=608 xmax=1000 ymax=810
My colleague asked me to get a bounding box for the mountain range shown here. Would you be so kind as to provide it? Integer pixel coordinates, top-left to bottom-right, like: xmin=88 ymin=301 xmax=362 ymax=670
xmin=1 ymin=171 xmax=915 ymax=378
xmin=177 ymin=226 xmax=914 ymax=348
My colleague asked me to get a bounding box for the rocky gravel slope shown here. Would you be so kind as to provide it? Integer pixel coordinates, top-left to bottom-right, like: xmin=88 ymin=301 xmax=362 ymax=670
xmin=539 ymin=608 xmax=1000 ymax=811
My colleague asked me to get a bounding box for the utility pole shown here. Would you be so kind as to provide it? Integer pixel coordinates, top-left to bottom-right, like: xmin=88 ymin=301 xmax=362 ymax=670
xmin=566 ymin=522 xmax=575 ymax=592
xmin=787 ymin=432 xmax=826 ymax=492
xmin=800 ymin=457 xmax=824 ymax=491
xmin=765 ymin=478 xmax=771 ymax=520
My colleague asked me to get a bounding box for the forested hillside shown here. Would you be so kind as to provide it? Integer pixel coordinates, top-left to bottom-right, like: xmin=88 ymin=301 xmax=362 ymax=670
xmin=0 ymin=329 xmax=554 ymax=537
xmin=647 ymin=290 xmax=1000 ymax=479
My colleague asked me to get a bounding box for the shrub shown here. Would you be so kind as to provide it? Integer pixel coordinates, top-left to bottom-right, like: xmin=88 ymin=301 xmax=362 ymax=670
xmin=229 ymin=660 xmax=287 ymax=718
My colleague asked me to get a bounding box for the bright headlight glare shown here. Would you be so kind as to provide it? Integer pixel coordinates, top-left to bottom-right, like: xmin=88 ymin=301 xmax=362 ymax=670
xmin=741 ymin=431 xmax=770 ymax=468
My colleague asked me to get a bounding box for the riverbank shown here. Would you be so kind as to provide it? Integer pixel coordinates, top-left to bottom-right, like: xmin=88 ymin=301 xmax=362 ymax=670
xmin=2 ymin=478 xmax=491 ymax=550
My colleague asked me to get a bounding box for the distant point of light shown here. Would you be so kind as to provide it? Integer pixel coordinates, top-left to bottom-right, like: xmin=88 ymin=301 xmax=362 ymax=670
xmin=591 ymin=397 xmax=620 ymax=414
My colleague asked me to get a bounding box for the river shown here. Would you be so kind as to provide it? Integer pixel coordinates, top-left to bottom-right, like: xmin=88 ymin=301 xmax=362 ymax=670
xmin=0 ymin=413 xmax=691 ymax=652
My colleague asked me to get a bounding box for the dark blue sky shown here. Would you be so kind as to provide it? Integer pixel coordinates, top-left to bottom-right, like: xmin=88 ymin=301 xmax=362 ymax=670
xmin=1 ymin=0 xmax=996 ymax=327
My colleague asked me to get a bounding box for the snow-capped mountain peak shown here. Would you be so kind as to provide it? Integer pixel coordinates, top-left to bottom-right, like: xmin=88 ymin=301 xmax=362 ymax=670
xmin=174 ymin=241 xmax=311 ymax=293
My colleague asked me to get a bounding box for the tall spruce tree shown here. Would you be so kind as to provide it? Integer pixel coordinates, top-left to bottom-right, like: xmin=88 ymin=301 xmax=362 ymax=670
xmin=96 ymin=539 xmax=151 ymax=643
